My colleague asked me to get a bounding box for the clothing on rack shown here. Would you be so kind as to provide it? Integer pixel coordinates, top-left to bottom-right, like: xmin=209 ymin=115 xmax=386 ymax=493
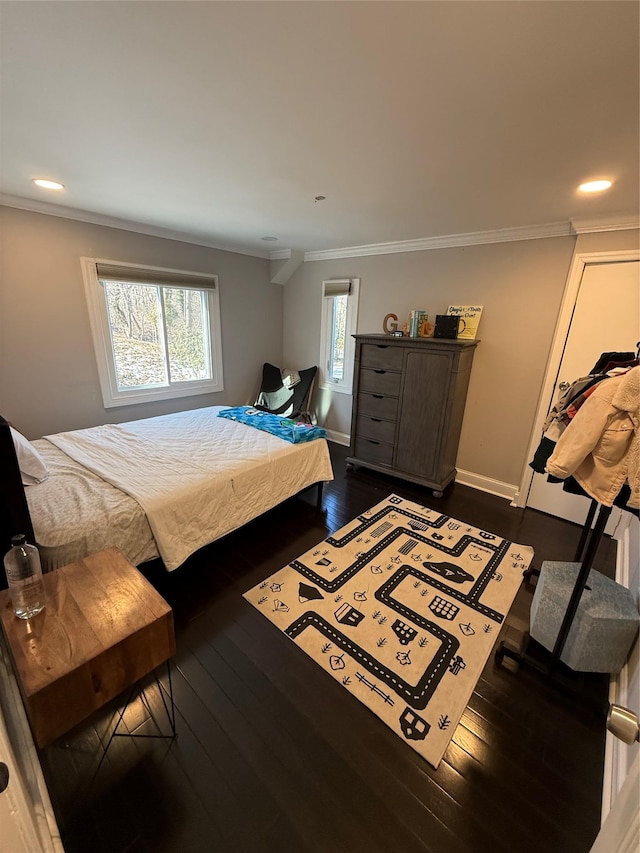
xmin=545 ymin=365 xmax=639 ymax=510
xmin=529 ymin=348 xmax=639 ymax=475
xmin=563 ymin=384 xmax=601 ymax=422
xmin=589 ymin=351 xmax=636 ymax=374
xmin=530 ymin=375 xmax=612 ymax=474
xmin=539 ymin=375 xmax=608 ymax=446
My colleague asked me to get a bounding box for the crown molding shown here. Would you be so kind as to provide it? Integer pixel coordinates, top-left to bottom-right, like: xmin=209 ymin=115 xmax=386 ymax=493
xmin=570 ymin=212 xmax=640 ymax=234
xmin=269 ymin=249 xmax=291 ymax=261
xmin=303 ymin=221 xmax=574 ymax=261
xmin=0 ymin=193 xmax=271 ymax=259
xmin=4 ymin=192 xmax=636 ymax=263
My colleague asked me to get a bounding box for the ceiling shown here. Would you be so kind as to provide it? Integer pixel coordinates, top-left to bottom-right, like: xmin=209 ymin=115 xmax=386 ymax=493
xmin=1 ymin=1 xmax=638 ymax=259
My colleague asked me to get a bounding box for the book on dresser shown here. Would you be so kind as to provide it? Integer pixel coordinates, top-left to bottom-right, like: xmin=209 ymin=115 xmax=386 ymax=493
xmin=346 ymin=334 xmax=478 ymax=496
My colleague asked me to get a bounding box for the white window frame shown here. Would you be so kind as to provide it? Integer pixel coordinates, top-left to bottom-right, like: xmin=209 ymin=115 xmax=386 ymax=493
xmin=319 ymin=277 xmax=360 ymax=395
xmin=81 ymin=257 xmax=224 ymax=408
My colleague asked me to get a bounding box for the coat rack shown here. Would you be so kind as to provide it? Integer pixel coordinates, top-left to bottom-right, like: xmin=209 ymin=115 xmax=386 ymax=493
xmin=495 ymin=497 xmax=611 ymax=678
xmin=500 ymin=349 xmax=639 ymax=683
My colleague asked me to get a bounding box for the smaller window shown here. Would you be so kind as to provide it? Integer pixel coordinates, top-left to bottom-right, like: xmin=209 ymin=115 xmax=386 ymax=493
xmin=82 ymin=258 xmax=224 ymax=408
xmin=319 ymin=278 xmax=360 ymax=395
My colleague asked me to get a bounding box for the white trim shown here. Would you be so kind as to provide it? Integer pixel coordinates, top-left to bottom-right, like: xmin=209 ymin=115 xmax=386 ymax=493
xmin=0 ymin=194 xmax=270 ymax=259
xmin=324 ymin=384 xmax=353 ymax=397
xmin=601 ymin=528 xmax=634 ymax=823
xmin=4 ymin=194 xmax=636 ymax=263
xmin=304 ymin=222 xmax=573 ymax=261
xmin=571 ymin=213 xmax=640 ymax=234
xmin=595 ymin=753 xmax=640 ymax=853
xmin=326 ymin=429 xmax=351 ymax=446
xmin=81 ymin=256 xmax=224 ymax=408
xmin=319 ymin=278 xmax=360 ymax=395
xmin=610 ymin=510 xmax=634 ymax=544
xmin=454 ymin=468 xmax=518 ymax=501
xmin=0 ymin=640 xmax=63 ymax=853
xmin=269 ymin=249 xmax=291 ymax=261
xmin=514 ymin=249 xmax=640 ymax=508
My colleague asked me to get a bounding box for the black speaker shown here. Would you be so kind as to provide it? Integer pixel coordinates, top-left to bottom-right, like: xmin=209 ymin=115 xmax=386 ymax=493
xmin=434 ymin=315 xmax=461 ymax=339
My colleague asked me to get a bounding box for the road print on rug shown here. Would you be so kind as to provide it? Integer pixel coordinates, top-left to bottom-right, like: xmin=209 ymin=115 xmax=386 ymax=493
xmin=244 ymin=493 xmax=534 ymax=768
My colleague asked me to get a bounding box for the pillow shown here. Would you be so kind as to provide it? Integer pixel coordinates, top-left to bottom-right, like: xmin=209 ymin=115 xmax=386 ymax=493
xmin=10 ymin=427 xmax=49 ymax=485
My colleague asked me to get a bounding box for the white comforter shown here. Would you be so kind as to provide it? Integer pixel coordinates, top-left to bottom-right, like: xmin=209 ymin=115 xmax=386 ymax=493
xmin=45 ymin=406 xmax=334 ymax=571
xmin=28 ymin=440 xmax=158 ymax=571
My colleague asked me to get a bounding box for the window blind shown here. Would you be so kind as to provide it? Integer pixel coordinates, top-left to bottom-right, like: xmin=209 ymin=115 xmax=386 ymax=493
xmin=96 ymin=263 xmax=217 ymax=290
xmin=322 ymin=279 xmax=352 ymax=298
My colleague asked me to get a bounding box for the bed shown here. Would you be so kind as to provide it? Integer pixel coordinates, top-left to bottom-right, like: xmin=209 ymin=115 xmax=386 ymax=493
xmin=0 ymin=407 xmax=334 ymax=575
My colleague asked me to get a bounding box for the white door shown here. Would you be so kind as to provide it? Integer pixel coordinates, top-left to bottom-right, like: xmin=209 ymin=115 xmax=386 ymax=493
xmin=525 ymin=258 xmax=639 ymax=527
xmin=590 ymin=752 xmax=639 ymax=853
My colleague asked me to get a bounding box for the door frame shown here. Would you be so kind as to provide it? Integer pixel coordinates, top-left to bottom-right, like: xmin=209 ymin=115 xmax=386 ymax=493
xmin=514 ymin=249 xmax=640 ymax=509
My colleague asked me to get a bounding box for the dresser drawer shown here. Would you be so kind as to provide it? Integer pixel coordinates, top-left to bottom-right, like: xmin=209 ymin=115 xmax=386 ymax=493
xmin=358 ymin=392 xmax=399 ymax=421
xmin=361 ymin=343 xmax=404 ymax=371
xmin=356 ymin=415 xmax=396 ymax=444
xmin=359 ymin=368 xmax=402 ymax=396
xmin=354 ymin=436 xmax=394 ymax=467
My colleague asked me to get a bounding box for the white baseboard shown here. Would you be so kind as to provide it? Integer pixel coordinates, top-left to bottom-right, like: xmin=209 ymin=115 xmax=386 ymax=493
xmin=454 ymin=468 xmax=518 ymax=501
xmin=326 ymin=430 xmax=351 ymax=446
xmin=327 ymin=450 xmax=519 ymax=498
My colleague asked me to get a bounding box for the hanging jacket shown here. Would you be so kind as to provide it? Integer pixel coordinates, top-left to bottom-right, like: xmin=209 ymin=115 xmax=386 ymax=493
xmin=529 ymin=375 xmax=608 ymax=473
xmin=541 ymin=375 xmax=608 ymax=443
xmin=545 ymin=366 xmax=640 ymax=509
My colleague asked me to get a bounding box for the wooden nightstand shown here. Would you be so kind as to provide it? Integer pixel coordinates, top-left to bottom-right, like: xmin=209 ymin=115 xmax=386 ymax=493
xmin=0 ymin=547 xmax=175 ymax=748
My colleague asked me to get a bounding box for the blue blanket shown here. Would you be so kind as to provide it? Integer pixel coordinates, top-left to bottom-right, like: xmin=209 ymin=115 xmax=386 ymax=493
xmin=217 ymin=407 xmax=327 ymax=444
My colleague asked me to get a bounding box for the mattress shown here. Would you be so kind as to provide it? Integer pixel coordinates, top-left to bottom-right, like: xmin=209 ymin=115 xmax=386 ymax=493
xmin=27 ymin=406 xmax=334 ymax=572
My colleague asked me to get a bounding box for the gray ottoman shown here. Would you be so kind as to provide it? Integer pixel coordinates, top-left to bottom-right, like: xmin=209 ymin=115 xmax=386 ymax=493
xmin=530 ymin=561 xmax=640 ymax=673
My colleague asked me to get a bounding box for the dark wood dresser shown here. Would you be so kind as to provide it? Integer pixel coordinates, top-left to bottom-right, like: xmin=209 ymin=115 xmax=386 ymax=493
xmin=346 ymin=334 xmax=478 ymax=496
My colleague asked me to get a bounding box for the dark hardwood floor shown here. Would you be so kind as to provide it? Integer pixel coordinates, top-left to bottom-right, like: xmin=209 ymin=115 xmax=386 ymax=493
xmin=40 ymin=443 xmax=616 ymax=853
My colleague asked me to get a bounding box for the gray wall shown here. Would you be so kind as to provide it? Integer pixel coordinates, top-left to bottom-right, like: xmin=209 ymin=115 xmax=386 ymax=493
xmin=283 ymin=229 xmax=640 ymax=490
xmin=0 ymin=207 xmax=283 ymax=438
xmin=2 ymin=203 xmax=637 ymax=494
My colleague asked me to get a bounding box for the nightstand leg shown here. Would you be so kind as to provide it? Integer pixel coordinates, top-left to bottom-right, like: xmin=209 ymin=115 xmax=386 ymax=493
xmin=91 ymin=659 xmax=177 ymax=781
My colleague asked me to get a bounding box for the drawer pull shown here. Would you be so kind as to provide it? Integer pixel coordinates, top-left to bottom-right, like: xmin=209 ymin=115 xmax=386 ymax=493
xmin=372 ymin=394 xmax=384 ymax=399
xmin=367 ymin=439 xmax=380 ymax=445
xmin=370 ymin=417 xmax=382 ymax=422
xmin=375 ymin=345 xmax=389 ymax=349
xmin=374 ymin=369 xmax=386 ymax=374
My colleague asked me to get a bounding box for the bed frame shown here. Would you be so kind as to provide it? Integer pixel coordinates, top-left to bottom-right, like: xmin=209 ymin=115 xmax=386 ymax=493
xmin=0 ymin=416 xmax=36 ymax=589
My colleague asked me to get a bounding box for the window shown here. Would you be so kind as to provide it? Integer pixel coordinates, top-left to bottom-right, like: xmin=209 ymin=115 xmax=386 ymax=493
xmin=319 ymin=278 xmax=360 ymax=394
xmin=81 ymin=258 xmax=224 ymax=407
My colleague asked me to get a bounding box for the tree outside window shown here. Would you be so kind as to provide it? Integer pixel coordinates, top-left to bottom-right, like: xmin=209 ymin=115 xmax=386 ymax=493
xmin=82 ymin=258 xmax=223 ymax=407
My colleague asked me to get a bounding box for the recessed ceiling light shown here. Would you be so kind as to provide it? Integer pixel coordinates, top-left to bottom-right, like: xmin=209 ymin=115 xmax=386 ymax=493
xmin=32 ymin=178 xmax=65 ymax=191
xmin=261 ymin=236 xmax=278 ymax=242
xmin=578 ymin=179 xmax=612 ymax=193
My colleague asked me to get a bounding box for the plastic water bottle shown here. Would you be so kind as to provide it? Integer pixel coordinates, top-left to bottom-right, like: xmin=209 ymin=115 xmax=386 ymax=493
xmin=3 ymin=534 xmax=46 ymax=619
